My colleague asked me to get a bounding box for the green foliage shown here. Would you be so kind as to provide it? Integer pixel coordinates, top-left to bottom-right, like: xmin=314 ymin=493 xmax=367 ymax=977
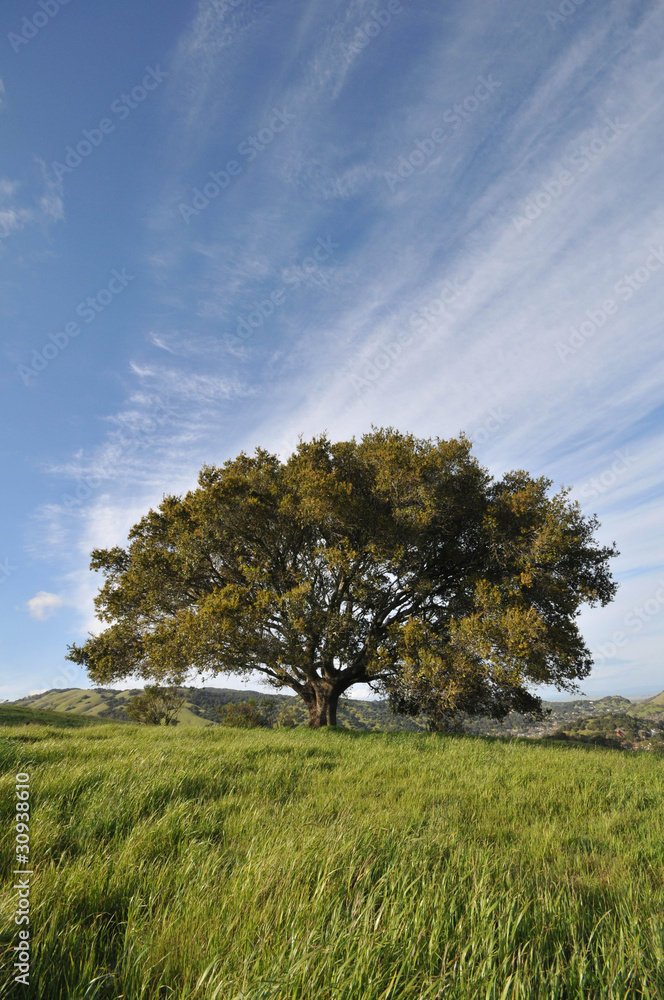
xmin=274 ymin=703 xmax=303 ymax=728
xmin=66 ymin=429 xmax=618 ymax=729
xmin=217 ymin=697 xmax=271 ymax=729
xmin=1 ymin=724 xmax=664 ymax=998
xmin=125 ymin=685 xmax=186 ymax=726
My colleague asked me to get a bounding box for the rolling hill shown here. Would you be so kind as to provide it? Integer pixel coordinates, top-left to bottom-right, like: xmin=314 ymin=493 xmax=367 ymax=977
xmin=630 ymin=689 xmax=664 ymax=718
xmin=9 ymin=686 xmax=429 ymax=731
xmin=11 ymin=687 xmax=213 ymax=727
xmin=0 ymin=703 xmax=114 ymax=728
xmin=8 ymin=686 xmax=664 ymax=734
xmin=549 ymin=710 xmax=664 ymax=749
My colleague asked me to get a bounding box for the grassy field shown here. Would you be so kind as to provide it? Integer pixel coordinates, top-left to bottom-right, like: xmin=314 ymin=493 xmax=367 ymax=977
xmin=0 ymin=705 xmax=112 ymax=729
xmin=1 ymin=724 xmax=663 ymax=999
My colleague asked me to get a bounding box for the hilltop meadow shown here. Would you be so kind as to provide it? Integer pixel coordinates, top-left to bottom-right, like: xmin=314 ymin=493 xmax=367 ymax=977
xmin=1 ymin=719 xmax=664 ymax=999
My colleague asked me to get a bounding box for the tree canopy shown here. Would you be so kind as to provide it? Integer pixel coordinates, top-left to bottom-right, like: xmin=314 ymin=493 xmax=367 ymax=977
xmin=67 ymin=428 xmax=618 ymax=728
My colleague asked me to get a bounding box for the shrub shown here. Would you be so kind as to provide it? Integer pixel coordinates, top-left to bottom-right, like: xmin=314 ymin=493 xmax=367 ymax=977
xmin=218 ymin=698 xmax=270 ymax=728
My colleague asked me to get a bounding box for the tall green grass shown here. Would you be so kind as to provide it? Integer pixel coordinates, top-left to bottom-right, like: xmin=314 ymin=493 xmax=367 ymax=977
xmin=1 ymin=724 xmax=663 ymax=999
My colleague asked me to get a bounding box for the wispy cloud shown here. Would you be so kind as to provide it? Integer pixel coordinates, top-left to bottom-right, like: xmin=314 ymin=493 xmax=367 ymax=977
xmin=165 ymin=0 xmax=268 ymax=159
xmin=0 ymin=161 xmax=64 ymax=246
xmin=0 ymin=179 xmax=33 ymax=242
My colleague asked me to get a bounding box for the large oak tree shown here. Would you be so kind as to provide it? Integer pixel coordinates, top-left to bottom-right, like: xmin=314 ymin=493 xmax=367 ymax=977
xmin=67 ymin=429 xmax=618 ymax=728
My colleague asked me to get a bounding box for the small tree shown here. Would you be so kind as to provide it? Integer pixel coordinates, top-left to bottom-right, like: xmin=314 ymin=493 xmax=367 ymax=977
xmin=67 ymin=429 xmax=618 ymax=729
xmin=218 ymin=698 xmax=270 ymax=728
xmin=125 ymin=685 xmax=185 ymax=726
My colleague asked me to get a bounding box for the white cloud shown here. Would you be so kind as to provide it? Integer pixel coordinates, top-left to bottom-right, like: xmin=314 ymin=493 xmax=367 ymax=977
xmin=26 ymin=591 xmax=65 ymax=621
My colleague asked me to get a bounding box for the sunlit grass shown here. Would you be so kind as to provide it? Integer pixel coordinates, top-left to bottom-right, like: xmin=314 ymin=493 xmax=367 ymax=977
xmin=1 ymin=724 xmax=663 ymax=998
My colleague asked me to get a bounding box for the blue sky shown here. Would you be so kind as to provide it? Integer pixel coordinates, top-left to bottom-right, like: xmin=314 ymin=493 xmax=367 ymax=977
xmin=1 ymin=0 xmax=663 ymax=703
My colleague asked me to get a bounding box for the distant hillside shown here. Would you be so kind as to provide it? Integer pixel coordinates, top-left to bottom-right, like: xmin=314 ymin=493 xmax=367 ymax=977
xmin=462 ymin=695 xmax=640 ymax=737
xmin=10 ymin=687 xmax=664 ymax=735
xmin=630 ymin=690 xmax=664 ymax=718
xmin=12 ymin=687 xmax=214 ymax=727
xmin=11 ymin=687 xmax=428 ymax=731
xmin=0 ymin=703 xmax=114 ymax=729
xmin=548 ymin=711 xmax=664 ymax=751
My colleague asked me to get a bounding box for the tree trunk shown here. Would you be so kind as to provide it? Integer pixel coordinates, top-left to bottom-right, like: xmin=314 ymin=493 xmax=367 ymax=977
xmin=305 ymin=684 xmax=340 ymax=728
